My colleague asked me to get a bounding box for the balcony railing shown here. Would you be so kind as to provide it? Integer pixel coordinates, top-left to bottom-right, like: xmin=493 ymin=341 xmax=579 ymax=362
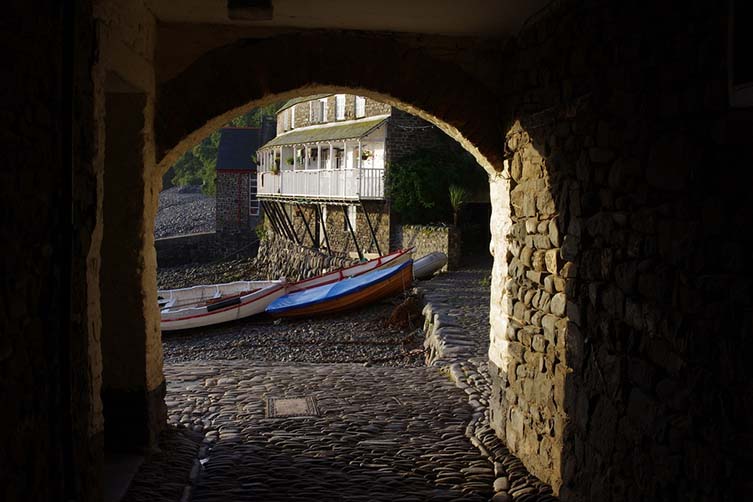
xmin=257 ymin=168 xmax=384 ymax=200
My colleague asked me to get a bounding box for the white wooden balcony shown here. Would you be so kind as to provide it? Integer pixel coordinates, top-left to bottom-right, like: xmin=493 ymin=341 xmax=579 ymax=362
xmin=257 ymin=167 xmax=384 ymax=200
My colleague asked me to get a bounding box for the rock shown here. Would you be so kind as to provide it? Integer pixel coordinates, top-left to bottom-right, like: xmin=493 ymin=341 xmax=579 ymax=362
xmin=544 ymin=249 xmax=560 ymax=274
xmin=550 ymin=293 xmax=566 ymax=317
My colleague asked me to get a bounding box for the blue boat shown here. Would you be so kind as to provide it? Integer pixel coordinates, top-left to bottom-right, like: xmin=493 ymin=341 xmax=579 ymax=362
xmin=266 ymin=260 xmax=414 ymax=318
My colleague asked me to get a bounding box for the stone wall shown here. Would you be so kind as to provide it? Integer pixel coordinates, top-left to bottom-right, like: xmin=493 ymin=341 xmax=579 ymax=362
xmin=385 ymin=108 xmax=442 ymax=165
xmin=253 ymin=232 xmax=358 ymax=281
xmin=267 ymin=201 xmax=390 ymax=258
xmin=216 ymin=170 xmax=259 ymax=235
xmin=486 ymin=1 xmax=753 ymax=500
xmin=390 ymin=224 xmax=461 ymax=271
xmin=155 ymin=232 xmax=216 ymax=267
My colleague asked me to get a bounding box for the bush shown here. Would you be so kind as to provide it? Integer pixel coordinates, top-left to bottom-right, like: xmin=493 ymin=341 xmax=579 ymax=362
xmin=386 ymin=148 xmax=486 ymax=224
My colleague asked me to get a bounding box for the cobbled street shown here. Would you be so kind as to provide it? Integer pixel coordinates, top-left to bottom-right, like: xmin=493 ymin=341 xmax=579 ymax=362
xmin=125 ymin=259 xmax=556 ymax=501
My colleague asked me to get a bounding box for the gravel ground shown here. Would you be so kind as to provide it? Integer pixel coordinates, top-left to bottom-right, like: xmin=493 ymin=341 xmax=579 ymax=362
xmin=158 ymin=256 xmax=260 ymax=290
xmin=163 ymin=297 xmax=425 ymax=367
xmin=155 ymin=185 xmax=215 ymax=239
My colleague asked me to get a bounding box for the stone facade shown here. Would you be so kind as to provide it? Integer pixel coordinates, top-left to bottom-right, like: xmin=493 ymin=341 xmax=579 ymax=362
xmin=281 ymin=94 xmax=391 ymax=133
xmin=385 ymin=108 xmax=443 ymax=165
xmin=390 ymin=224 xmax=461 ymax=271
xmin=215 ymin=170 xmax=260 ymax=235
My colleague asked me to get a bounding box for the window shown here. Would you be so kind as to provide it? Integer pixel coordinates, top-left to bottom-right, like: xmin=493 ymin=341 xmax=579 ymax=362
xmin=290 ymin=105 xmax=296 ymax=129
xmin=355 ymin=96 xmax=366 ymax=118
xmin=282 ymin=109 xmax=289 ymax=130
xmin=335 ymin=94 xmax=346 ymax=120
xmin=310 ymin=98 xmax=328 ymax=123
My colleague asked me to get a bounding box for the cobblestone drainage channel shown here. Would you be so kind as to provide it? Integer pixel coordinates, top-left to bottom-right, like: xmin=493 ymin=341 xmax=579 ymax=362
xmin=265 ymin=396 xmax=320 ymax=418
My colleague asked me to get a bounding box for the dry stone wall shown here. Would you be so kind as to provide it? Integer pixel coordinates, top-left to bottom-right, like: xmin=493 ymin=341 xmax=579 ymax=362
xmin=390 ymin=224 xmax=461 ymax=270
xmin=253 ymin=232 xmax=358 ymax=281
xmin=268 ymin=201 xmax=390 ymax=258
xmin=486 ymin=1 xmax=753 ymax=500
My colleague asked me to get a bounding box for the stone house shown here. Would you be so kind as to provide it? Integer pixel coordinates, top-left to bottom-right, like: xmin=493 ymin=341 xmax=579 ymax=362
xmin=215 ymin=124 xmax=274 ymax=236
xmin=256 ymin=94 xmax=461 ymax=265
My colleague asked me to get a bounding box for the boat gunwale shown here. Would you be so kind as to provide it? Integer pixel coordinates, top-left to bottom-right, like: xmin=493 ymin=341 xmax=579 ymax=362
xmin=288 ymin=247 xmax=413 ymax=291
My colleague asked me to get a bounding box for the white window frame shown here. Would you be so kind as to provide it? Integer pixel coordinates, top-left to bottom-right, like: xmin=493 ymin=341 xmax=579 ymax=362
xmin=355 ymin=96 xmax=366 ymax=118
xmin=335 ymin=94 xmax=346 ymax=120
xmin=282 ymin=109 xmax=289 ymax=130
xmin=290 ymin=105 xmax=296 ymax=129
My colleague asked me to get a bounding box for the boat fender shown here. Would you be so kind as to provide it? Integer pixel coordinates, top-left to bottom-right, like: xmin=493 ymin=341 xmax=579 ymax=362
xmin=206 ymin=296 xmax=242 ymax=312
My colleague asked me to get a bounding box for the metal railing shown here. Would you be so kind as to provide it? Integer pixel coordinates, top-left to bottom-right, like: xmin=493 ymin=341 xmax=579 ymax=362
xmin=257 ymin=168 xmax=384 ymax=200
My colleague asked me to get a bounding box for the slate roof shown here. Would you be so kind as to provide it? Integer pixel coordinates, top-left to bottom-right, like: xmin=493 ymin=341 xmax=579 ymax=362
xmin=277 ymin=94 xmax=332 ymax=113
xmin=216 ymin=128 xmax=260 ymax=170
xmin=259 ymin=117 xmax=388 ymax=149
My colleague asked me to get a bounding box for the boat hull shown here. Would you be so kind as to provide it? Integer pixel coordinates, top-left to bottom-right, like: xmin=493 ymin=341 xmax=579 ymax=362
xmin=268 ymin=260 xmax=414 ymax=318
xmin=413 ymin=252 xmax=448 ymax=279
xmin=159 ymin=280 xmax=286 ymax=331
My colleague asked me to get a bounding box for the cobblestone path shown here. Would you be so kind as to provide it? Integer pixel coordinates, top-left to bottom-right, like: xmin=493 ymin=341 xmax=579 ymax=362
xmin=127 ymin=258 xmax=556 ymax=501
xmin=166 ymin=361 xmax=494 ymax=501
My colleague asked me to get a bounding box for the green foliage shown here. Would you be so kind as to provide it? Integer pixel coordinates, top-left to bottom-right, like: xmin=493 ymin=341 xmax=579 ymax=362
xmin=449 ymin=184 xmax=467 ymax=226
xmin=449 ymin=184 xmax=467 ymax=212
xmin=254 ymin=224 xmax=267 ymax=242
xmin=387 ymin=148 xmax=486 ymax=224
xmin=166 ymin=101 xmax=284 ymax=195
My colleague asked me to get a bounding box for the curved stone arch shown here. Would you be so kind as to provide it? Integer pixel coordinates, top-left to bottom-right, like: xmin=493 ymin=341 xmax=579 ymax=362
xmin=154 ymin=31 xmax=506 ymax=177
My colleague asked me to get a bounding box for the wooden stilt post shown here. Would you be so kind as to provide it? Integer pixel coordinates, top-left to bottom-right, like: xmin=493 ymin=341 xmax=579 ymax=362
xmin=343 ymin=205 xmax=363 ymax=260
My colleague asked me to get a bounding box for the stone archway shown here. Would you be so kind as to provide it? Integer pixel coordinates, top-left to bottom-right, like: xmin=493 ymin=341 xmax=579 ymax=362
xmin=113 ymin=28 xmax=569 ymax=497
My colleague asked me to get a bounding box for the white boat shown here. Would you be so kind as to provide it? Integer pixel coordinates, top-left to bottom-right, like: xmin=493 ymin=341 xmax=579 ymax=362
xmin=159 ymin=280 xmax=287 ymax=331
xmin=413 ymin=252 xmax=447 ymax=279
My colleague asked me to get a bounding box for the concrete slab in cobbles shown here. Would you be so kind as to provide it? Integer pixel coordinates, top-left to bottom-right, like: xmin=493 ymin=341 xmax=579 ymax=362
xmin=165 ymin=361 xmax=495 ymax=501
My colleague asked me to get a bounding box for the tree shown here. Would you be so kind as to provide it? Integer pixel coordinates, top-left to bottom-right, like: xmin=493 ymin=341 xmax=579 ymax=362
xmin=165 ymin=101 xmax=285 ymax=195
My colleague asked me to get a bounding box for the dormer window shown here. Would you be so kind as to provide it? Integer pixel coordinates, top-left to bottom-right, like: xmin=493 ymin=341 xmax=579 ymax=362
xmin=290 ymin=105 xmax=296 ymax=129
xmin=355 ymin=96 xmax=366 ymax=118
xmin=335 ymin=94 xmax=346 ymax=120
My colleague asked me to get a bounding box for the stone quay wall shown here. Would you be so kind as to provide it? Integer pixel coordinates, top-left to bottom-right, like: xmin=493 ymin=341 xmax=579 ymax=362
xmin=253 ymin=232 xmax=358 ymax=282
xmin=155 ymin=231 xmax=259 ymax=267
xmin=391 ymin=224 xmax=461 ymax=271
xmin=155 ymin=232 xmax=216 ymax=267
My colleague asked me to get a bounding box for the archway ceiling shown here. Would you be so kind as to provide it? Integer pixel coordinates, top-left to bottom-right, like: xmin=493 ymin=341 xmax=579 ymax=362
xmin=146 ymin=0 xmax=550 ymax=37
